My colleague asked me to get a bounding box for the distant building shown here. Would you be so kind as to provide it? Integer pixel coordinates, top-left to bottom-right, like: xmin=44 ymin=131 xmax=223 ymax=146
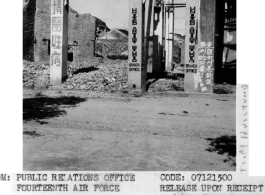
xmin=173 ymin=33 xmax=185 ymax=44
xmin=98 ymin=28 xmax=128 ymax=41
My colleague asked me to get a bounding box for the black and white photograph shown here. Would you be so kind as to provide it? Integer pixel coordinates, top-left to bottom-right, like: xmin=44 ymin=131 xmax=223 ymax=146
xmin=22 ymin=0 xmax=237 ymax=171
xmin=2 ymin=0 xmax=265 ymax=194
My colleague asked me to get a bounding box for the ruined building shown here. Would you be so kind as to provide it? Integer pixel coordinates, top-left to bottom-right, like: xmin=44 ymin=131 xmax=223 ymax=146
xmin=23 ymin=0 xmax=109 ymax=63
xmin=95 ymin=28 xmax=129 ymax=59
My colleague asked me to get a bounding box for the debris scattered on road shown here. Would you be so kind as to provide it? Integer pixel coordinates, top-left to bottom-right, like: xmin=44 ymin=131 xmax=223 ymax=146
xmin=158 ymin=112 xmax=176 ymax=116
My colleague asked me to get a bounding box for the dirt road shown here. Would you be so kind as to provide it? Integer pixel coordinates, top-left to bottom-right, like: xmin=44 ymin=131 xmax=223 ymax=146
xmin=23 ymin=89 xmax=236 ymax=171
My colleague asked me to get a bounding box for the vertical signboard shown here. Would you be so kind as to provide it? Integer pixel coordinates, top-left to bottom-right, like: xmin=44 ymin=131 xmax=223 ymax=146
xmin=184 ymin=0 xmax=199 ymax=92
xmin=128 ymin=0 xmax=143 ymax=89
xmin=50 ymin=0 xmax=68 ymax=86
xmin=197 ymin=0 xmax=216 ymax=93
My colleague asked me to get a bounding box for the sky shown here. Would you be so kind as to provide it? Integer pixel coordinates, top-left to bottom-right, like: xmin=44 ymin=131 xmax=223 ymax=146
xmin=70 ymin=0 xmax=130 ymax=29
xmin=70 ymin=0 xmax=186 ymax=35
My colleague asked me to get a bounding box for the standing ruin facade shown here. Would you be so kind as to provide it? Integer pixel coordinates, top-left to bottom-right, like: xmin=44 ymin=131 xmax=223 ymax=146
xmin=23 ymin=0 xmax=236 ymax=91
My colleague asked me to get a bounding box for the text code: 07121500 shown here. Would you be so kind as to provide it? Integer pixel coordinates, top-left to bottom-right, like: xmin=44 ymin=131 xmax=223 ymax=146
xmin=191 ymin=174 xmax=233 ymax=182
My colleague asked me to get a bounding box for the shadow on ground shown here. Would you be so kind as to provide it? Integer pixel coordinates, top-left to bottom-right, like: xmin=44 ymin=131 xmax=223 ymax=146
xmin=72 ymin=67 xmax=99 ymax=75
xmin=205 ymin=135 xmax=236 ymax=167
xmin=147 ymin=72 xmax=184 ymax=81
xmin=23 ymin=131 xmax=43 ymax=137
xmin=23 ymin=96 xmax=87 ymax=123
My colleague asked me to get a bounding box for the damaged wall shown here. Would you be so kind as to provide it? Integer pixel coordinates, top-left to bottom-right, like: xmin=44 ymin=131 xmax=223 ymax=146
xmin=23 ymin=0 xmax=36 ymax=61
xmin=68 ymin=10 xmax=101 ymax=62
xmin=34 ymin=0 xmax=50 ymax=62
xmin=23 ymin=0 xmax=109 ymax=62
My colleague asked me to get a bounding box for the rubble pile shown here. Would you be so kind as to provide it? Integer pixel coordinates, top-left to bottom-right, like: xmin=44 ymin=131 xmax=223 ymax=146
xmin=23 ymin=61 xmax=50 ymax=89
xmin=63 ymin=58 xmax=128 ymax=92
xmin=23 ymin=57 xmax=185 ymax=92
xmin=147 ymin=78 xmax=184 ymax=92
xmin=213 ymin=83 xmax=233 ymax=94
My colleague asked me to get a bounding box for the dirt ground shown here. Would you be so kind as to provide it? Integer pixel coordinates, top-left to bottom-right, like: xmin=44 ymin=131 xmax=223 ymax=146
xmin=23 ymin=89 xmax=236 ymax=171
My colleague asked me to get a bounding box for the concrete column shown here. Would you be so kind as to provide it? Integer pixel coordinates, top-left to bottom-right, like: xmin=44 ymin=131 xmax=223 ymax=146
xmin=50 ymin=0 xmax=69 ymax=86
xmin=144 ymin=0 xmax=154 ymax=36
xmin=128 ymin=0 xmax=143 ymax=89
xmin=165 ymin=7 xmax=169 ymax=71
xmin=168 ymin=7 xmax=174 ymax=71
xmin=197 ymin=0 xmax=216 ymax=93
xmin=152 ymin=4 xmax=163 ymax=75
xmin=184 ymin=0 xmax=199 ymax=92
xmin=162 ymin=3 xmax=166 ymax=68
xmin=165 ymin=1 xmax=174 ymax=72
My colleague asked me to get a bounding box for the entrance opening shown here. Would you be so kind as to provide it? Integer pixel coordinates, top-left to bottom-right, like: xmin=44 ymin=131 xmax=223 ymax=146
xmin=68 ymin=47 xmax=73 ymax=62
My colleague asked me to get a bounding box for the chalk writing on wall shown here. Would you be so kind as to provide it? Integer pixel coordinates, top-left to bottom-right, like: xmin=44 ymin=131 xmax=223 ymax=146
xmin=186 ymin=6 xmax=197 ymax=73
xmin=196 ymin=41 xmax=214 ymax=91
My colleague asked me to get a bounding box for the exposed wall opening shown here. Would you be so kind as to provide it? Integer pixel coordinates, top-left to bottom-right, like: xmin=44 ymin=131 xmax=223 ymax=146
xmin=68 ymin=47 xmax=73 ymax=62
